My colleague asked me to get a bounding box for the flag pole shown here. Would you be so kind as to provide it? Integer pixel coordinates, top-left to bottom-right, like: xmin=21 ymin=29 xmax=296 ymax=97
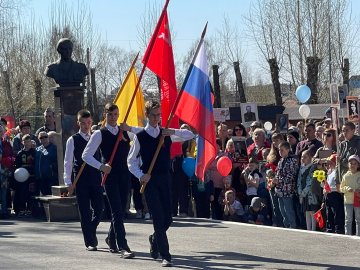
xmin=67 ymin=52 xmax=140 ymax=195
xmin=101 ymin=0 xmax=171 ymax=186
xmin=140 ymin=22 xmax=208 ymax=193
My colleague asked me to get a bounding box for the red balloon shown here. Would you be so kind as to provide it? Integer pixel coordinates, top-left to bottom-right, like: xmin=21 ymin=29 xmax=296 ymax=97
xmin=216 ymin=156 xmax=232 ymax=176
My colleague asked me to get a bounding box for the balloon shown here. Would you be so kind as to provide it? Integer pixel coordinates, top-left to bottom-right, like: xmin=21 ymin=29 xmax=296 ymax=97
xmin=296 ymin=85 xmax=311 ymax=103
xmin=217 ymin=156 xmax=232 ymax=176
xmin=264 ymin=121 xmax=273 ymax=131
xmin=14 ymin=168 xmax=30 ymax=182
xmin=299 ymin=104 xmax=311 ymax=119
xmin=182 ymin=157 xmax=196 ymax=178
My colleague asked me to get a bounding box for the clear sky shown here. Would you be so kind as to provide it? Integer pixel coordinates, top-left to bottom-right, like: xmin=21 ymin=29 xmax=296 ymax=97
xmin=25 ymin=0 xmax=360 ymax=83
xmin=25 ymin=0 xmax=253 ymax=60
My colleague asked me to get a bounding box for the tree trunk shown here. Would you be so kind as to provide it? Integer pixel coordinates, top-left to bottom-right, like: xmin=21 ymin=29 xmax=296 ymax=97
xmin=15 ymin=82 xmax=22 ymax=117
xmin=34 ymin=79 xmax=43 ymax=129
xmin=306 ymin=56 xmax=321 ymax=104
xmin=268 ymin=58 xmax=282 ymax=106
xmin=212 ymin=65 xmax=221 ymax=108
xmin=342 ymin=58 xmax=349 ymax=85
xmin=86 ymin=48 xmax=94 ymax=117
xmin=2 ymin=71 xmax=16 ymax=119
xmin=90 ymin=68 xmax=99 ymax=123
xmin=233 ymin=61 xmax=246 ymax=103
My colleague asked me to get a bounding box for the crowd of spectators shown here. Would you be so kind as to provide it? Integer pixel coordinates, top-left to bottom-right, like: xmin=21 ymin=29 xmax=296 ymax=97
xmin=168 ymin=117 xmax=360 ymax=236
xmin=0 ymin=108 xmax=58 ymax=218
xmin=1 ymin=108 xmax=359 ymax=237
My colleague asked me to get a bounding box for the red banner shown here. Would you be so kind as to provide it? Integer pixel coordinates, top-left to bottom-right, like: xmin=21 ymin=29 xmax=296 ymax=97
xmin=143 ymin=11 xmax=181 ymax=158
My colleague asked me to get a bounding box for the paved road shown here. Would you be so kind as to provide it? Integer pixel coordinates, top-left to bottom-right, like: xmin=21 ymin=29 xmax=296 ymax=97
xmin=1 ymin=217 xmax=359 ymax=270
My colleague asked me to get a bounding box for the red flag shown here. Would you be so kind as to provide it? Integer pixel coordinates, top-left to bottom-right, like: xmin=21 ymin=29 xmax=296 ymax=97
xmin=143 ymin=11 xmax=181 ymax=158
xmin=324 ymin=181 xmax=331 ymax=193
xmin=314 ymin=209 xmax=324 ymax=229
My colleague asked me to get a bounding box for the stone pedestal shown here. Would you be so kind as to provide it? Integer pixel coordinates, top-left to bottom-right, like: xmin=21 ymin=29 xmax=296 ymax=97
xmin=52 ymin=86 xmax=85 ymax=185
xmin=34 ymin=196 xmax=79 ymax=222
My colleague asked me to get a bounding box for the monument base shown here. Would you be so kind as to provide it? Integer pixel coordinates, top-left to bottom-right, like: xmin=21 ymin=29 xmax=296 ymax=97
xmin=34 ymin=195 xmax=79 ymax=222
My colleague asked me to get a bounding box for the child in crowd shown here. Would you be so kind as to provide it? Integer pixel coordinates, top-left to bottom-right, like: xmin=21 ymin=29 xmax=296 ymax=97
xmin=243 ymin=158 xmax=261 ymax=206
xmin=14 ymin=134 xmax=36 ymax=216
xmin=340 ymin=155 xmax=360 ymax=236
xmin=297 ymin=150 xmax=318 ymax=231
xmin=323 ymin=154 xmax=344 ymax=234
xmin=218 ymin=176 xmax=236 ymax=209
xmin=245 ymin=197 xmax=272 ymax=225
xmin=273 ymin=141 xmax=299 ymax=229
xmin=223 ymin=189 xmax=245 ymax=222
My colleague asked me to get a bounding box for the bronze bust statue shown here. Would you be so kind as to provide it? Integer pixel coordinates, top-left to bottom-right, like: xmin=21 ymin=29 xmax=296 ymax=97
xmin=45 ymin=38 xmax=89 ymax=87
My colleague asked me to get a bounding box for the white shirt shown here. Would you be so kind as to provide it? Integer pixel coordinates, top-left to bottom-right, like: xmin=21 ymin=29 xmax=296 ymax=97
xmin=63 ymin=130 xmax=91 ymax=186
xmin=82 ymin=124 xmax=143 ymax=171
xmin=127 ymin=124 xmax=195 ymax=180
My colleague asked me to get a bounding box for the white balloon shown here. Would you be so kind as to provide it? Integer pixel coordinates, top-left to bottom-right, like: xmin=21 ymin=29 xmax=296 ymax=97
xmin=299 ymin=104 xmax=311 ymax=119
xmin=264 ymin=121 xmax=273 ymax=131
xmin=14 ymin=168 xmax=30 ymax=182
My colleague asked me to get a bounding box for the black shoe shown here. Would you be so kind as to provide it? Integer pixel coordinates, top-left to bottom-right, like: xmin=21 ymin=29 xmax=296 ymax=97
xmin=105 ymin=237 xmax=118 ymax=253
xmin=149 ymin=234 xmax=159 ymax=259
xmin=120 ymin=248 xmax=135 ymax=259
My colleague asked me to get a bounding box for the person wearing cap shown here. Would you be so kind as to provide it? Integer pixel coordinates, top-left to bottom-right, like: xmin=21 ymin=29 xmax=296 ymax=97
xmin=12 ymin=120 xmax=40 ymax=155
xmin=245 ymin=197 xmax=271 ymax=225
xmin=340 ymin=154 xmax=360 ymax=236
xmin=287 ymin=130 xmax=300 ymax=154
xmin=35 ymin=131 xmax=58 ymax=195
xmin=35 ymin=108 xmax=56 ymax=137
xmin=338 ymin=122 xmax=360 ymax=180
xmin=323 ymin=154 xmax=344 ymax=234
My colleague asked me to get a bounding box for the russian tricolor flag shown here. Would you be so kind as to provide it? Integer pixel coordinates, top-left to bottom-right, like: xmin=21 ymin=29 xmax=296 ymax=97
xmin=175 ymin=38 xmax=216 ymax=180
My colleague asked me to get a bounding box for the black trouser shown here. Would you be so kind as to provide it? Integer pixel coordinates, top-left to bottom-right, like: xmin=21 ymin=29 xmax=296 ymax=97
xmin=104 ymin=170 xmax=131 ymax=249
xmin=171 ymin=168 xmax=189 ymax=216
xmin=212 ymin=188 xmax=223 ymax=220
xmin=325 ymin=192 xmax=345 ymax=234
xmin=131 ymin=175 xmax=143 ymax=211
xmin=76 ymin=183 xmax=104 ymax=247
xmin=13 ymin=179 xmax=30 ymax=214
xmin=145 ymin=172 xmax=172 ymax=261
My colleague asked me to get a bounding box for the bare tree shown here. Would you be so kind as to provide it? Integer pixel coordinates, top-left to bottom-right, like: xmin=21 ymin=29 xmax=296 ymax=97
xmin=246 ymin=0 xmax=359 ymax=104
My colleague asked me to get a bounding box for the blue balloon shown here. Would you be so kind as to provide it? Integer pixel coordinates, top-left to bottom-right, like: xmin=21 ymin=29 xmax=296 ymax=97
xmin=182 ymin=157 xmax=196 ymax=178
xmin=295 ymin=85 xmax=311 ymax=103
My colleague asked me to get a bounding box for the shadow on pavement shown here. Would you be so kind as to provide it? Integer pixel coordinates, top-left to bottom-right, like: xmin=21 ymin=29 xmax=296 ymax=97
xmin=170 ymin=251 xmax=359 ymax=270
